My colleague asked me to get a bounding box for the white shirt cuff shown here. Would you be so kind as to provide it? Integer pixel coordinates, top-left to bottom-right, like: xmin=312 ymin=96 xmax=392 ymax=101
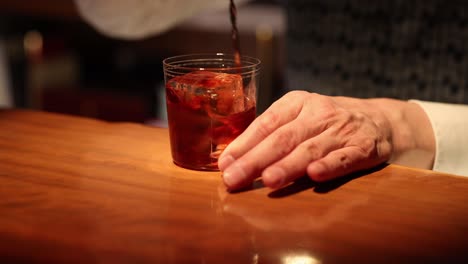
xmin=410 ymin=100 xmax=468 ymax=176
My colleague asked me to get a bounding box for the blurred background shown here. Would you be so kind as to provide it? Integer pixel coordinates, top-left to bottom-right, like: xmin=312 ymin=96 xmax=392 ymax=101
xmin=0 ymin=0 xmax=285 ymax=124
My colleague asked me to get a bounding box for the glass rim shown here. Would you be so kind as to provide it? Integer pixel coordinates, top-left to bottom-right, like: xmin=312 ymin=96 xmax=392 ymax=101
xmin=162 ymin=53 xmax=261 ymax=72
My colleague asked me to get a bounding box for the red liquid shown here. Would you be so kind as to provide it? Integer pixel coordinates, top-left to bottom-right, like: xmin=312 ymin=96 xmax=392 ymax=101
xmin=166 ymin=71 xmax=256 ymax=170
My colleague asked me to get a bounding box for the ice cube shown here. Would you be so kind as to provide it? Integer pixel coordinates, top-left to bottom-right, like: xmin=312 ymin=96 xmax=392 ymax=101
xmin=243 ymin=78 xmax=257 ymax=110
xmin=167 ymin=70 xmax=244 ymax=115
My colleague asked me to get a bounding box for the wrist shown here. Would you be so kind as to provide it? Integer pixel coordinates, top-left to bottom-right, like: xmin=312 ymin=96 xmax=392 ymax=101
xmin=368 ymin=98 xmax=435 ymax=169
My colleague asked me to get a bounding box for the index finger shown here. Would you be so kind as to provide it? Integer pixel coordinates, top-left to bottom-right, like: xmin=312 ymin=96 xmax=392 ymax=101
xmin=218 ymin=91 xmax=306 ymax=171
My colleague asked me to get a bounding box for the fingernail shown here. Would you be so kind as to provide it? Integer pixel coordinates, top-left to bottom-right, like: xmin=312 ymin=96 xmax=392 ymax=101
xmin=263 ymin=167 xmax=285 ymax=188
xmin=222 ymin=162 xmax=246 ymax=188
xmin=218 ymin=154 xmax=235 ymax=171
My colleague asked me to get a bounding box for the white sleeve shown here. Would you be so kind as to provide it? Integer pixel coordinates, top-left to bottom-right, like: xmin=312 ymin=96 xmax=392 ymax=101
xmin=74 ymin=0 xmax=250 ymax=40
xmin=410 ymin=100 xmax=468 ymax=177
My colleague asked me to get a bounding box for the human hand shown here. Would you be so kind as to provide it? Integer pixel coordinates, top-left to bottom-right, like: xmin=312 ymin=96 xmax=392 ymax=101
xmin=218 ymin=91 xmax=394 ymax=190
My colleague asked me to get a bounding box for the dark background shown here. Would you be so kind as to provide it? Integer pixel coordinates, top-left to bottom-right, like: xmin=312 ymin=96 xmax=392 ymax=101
xmin=0 ymin=0 xmax=284 ymax=124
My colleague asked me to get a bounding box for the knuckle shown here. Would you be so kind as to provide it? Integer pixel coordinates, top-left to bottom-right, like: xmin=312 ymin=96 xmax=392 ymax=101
xmin=272 ymin=129 xmax=298 ymax=156
xmin=352 ymin=137 xmax=378 ymax=158
xmin=256 ymin=110 xmax=280 ymax=138
xmin=285 ymin=90 xmax=308 ymax=100
xmin=377 ymin=141 xmax=393 ymax=160
xmin=299 ymin=141 xmax=323 ymax=161
xmin=361 ymin=138 xmax=377 ymax=153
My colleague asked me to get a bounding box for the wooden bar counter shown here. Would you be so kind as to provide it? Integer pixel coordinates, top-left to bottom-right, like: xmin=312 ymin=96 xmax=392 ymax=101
xmin=1 ymin=109 xmax=468 ymax=263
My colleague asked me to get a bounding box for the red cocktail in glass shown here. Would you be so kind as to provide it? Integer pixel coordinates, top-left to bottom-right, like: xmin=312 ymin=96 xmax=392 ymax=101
xmin=163 ymin=54 xmax=260 ymax=170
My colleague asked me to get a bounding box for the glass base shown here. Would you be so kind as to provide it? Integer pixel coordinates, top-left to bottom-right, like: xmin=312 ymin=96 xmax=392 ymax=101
xmin=173 ymin=161 xmax=220 ymax=171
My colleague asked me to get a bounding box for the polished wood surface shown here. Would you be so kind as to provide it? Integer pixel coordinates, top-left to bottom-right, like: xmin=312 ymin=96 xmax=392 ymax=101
xmin=1 ymin=109 xmax=468 ymax=263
